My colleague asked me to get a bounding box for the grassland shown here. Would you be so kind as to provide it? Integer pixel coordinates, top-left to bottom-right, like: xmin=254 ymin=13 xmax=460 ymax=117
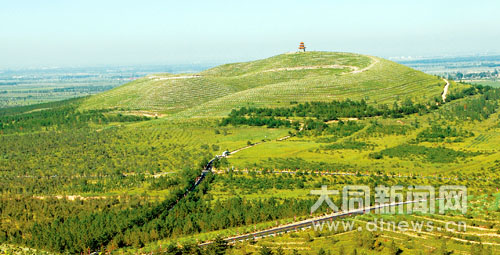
xmin=80 ymin=52 xmax=445 ymax=119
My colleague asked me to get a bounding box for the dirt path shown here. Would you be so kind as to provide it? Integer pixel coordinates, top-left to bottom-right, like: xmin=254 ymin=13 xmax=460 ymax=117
xmin=148 ymin=56 xmax=379 ymax=82
xmin=34 ymin=195 xmax=107 ymax=201
xmin=261 ymin=64 xmax=358 ymax=73
xmin=442 ymin=79 xmax=450 ymax=102
xmin=259 ymin=56 xmax=379 ymax=75
xmin=149 ymin=75 xmax=201 ymax=81
xmin=351 ymin=56 xmax=380 ymax=74
xmin=227 ymin=124 xmax=303 ymax=157
xmin=228 ymin=142 xmax=263 ymax=155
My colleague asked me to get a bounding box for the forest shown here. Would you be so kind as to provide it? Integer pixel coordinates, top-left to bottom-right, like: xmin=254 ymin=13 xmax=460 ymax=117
xmin=1 ymin=170 xmax=319 ymax=253
xmin=1 ymin=83 xmax=500 ymax=254
xmin=0 ymin=97 xmax=150 ymax=134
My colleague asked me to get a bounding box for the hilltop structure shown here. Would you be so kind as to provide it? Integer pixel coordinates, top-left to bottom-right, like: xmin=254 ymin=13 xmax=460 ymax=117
xmin=298 ymin=42 xmax=306 ymax=52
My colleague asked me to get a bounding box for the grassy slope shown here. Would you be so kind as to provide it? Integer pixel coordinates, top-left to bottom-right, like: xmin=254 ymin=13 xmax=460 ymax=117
xmin=176 ymin=58 xmax=444 ymax=119
xmin=227 ymin=110 xmax=500 ymax=177
xmin=80 ymin=52 xmax=444 ymax=118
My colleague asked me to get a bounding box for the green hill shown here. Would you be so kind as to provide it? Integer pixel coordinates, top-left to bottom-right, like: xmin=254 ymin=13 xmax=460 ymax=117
xmin=3 ymin=51 xmax=500 ymax=254
xmin=80 ymin=51 xmax=445 ymax=118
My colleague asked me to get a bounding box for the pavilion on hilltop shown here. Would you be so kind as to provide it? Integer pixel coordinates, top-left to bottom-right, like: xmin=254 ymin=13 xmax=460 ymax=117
xmin=298 ymin=42 xmax=306 ymax=52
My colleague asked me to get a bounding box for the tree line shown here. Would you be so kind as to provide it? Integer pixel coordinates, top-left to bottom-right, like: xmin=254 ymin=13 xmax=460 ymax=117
xmin=0 ymin=100 xmax=150 ymax=134
xmin=220 ymin=84 xmax=500 ymax=129
xmin=220 ymin=98 xmax=432 ymax=128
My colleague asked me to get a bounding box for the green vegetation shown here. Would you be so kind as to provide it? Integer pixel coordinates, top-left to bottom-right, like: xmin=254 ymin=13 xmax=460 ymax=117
xmin=225 ymin=99 xmax=383 ymax=120
xmin=220 ymin=97 xmax=433 ymax=130
xmin=315 ymin=121 xmax=365 ymax=142
xmin=321 ymin=140 xmax=374 ymax=150
xmin=0 ymin=99 xmax=287 ymax=253
xmin=125 ymin=169 xmax=500 ymax=254
xmin=370 ymin=144 xmax=480 ymax=163
xmin=2 ymin=52 xmax=500 ymax=254
xmin=80 ymin=52 xmax=445 ymax=119
xmin=364 ymin=121 xmax=415 ymax=136
xmin=416 ymin=125 xmax=474 ymax=143
xmin=0 ymin=97 xmax=149 ymax=134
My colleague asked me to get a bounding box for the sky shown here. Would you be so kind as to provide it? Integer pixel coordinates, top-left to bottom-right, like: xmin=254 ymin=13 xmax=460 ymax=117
xmin=1 ymin=0 xmax=499 ymax=68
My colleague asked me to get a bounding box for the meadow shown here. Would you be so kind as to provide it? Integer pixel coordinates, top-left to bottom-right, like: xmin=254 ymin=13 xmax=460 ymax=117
xmin=80 ymin=52 xmax=444 ymax=120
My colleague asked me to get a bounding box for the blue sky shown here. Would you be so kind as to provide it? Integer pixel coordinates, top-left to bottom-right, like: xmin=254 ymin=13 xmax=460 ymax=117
xmin=1 ymin=0 xmax=499 ymax=68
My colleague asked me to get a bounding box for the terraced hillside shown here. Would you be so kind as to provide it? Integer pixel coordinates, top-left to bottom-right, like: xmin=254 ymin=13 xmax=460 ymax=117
xmin=80 ymin=52 xmax=445 ymax=118
xmin=9 ymin=51 xmax=497 ymax=255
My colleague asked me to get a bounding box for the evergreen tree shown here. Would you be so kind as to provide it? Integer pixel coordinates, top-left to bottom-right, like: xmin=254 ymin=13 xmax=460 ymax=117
xmin=276 ymin=246 xmax=285 ymax=255
xmin=207 ymin=236 xmax=228 ymax=255
xmin=259 ymin=245 xmax=274 ymax=255
xmin=338 ymin=245 xmax=345 ymax=255
xmin=438 ymin=240 xmax=452 ymax=255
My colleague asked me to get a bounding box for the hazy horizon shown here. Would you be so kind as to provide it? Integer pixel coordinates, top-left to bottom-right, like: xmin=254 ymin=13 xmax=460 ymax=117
xmin=1 ymin=0 xmax=499 ymax=68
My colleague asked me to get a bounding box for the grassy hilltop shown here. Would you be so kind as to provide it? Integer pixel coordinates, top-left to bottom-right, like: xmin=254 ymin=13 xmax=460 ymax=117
xmin=81 ymin=52 xmax=444 ymax=118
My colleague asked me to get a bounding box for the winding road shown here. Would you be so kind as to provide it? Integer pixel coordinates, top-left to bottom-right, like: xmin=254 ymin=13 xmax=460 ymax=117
xmin=442 ymin=79 xmax=450 ymax=102
xmin=148 ymin=55 xmax=380 ymax=82
xmin=174 ymin=74 xmax=453 ymax=230
xmin=153 ymin=61 xmax=456 ymax=249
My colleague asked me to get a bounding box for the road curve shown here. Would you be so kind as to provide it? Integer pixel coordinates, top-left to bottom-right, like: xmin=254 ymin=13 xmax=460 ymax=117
xmin=442 ymin=79 xmax=450 ymax=102
xmin=351 ymin=56 xmax=379 ymax=74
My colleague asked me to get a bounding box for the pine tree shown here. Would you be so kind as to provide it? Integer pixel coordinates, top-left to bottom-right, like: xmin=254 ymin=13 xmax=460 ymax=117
xmin=276 ymin=246 xmax=285 ymax=255
xmin=338 ymin=245 xmax=345 ymax=255
xmin=208 ymin=236 xmax=228 ymax=255
xmin=438 ymin=240 xmax=452 ymax=255
xmin=259 ymin=245 xmax=274 ymax=255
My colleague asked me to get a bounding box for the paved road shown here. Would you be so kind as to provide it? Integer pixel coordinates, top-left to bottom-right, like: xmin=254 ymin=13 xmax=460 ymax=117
xmin=199 ymin=199 xmax=433 ymax=246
